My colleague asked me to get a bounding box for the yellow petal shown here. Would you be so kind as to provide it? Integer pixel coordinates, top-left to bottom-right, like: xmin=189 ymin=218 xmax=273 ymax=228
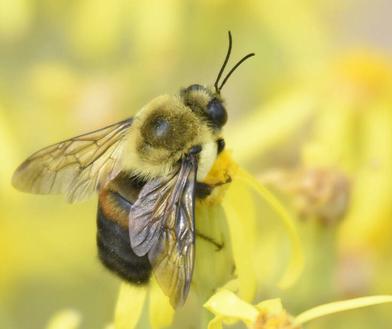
xmin=236 ymin=168 xmax=304 ymax=288
xmin=207 ymin=316 xmax=224 ymax=329
xmin=149 ymin=278 xmax=175 ymax=329
xmin=193 ymin=204 xmax=235 ymax=300
xmin=255 ymin=298 xmax=284 ymax=315
xmin=294 ymin=295 xmax=392 ymax=326
xmin=204 ymin=289 xmax=259 ymax=325
xmin=46 ymin=309 xmax=81 ymax=329
xmin=222 ymin=179 xmax=257 ymax=301
xmin=114 ymin=283 xmax=148 ymax=329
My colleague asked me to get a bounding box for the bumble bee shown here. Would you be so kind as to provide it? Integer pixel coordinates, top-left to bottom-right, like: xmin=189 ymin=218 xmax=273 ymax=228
xmin=12 ymin=32 xmax=254 ymax=307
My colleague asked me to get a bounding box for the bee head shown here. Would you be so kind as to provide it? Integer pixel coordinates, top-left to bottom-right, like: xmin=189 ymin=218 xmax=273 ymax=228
xmin=180 ymin=31 xmax=254 ymax=131
xmin=180 ymin=84 xmax=227 ymax=130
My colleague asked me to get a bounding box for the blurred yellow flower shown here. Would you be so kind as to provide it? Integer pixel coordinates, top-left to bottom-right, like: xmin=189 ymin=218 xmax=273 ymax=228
xmin=261 ymin=167 xmax=351 ymax=225
xmin=0 ymin=0 xmax=32 ymax=40
xmin=0 ymin=109 xmax=19 ymax=199
xmin=205 ymin=289 xmax=392 ymax=329
xmin=223 ymin=48 xmax=392 ymax=322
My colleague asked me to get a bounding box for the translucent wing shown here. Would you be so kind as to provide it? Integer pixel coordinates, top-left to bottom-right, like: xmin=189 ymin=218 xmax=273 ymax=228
xmin=128 ymin=155 xmax=197 ymax=307
xmin=12 ymin=118 xmax=133 ymax=202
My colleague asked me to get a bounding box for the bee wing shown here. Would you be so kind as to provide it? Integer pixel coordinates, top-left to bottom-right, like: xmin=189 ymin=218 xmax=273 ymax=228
xmin=12 ymin=118 xmax=133 ymax=203
xmin=128 ymin=155 xmax=197 ymax=307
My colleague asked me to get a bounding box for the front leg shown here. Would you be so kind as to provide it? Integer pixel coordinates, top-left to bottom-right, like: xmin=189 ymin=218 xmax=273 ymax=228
xmin=195 ymin=182 xmax=214 ymax=199
xmin=195 ymin=177 xmax=232 ymax=199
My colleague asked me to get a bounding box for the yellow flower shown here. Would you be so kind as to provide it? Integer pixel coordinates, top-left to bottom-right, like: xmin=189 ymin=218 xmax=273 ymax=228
xmin=205 ymin=289 xmax=392 ymax=329
xmin=226 ymin=50 xmax=392 ymax=304
xmin=261 ymin=167 xmax=351 ymax=225
xmin=113 ymin=152 xmax=303 ymax=329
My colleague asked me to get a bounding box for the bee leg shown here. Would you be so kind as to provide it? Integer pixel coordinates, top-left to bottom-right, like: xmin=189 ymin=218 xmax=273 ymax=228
xmin=216 ymin=176 xmax=232 ymax=185
xmin=216 ymin=138 xmax=225 ymax=154
xmin=195 ymin=182 xmax=213 ymax=199
xmin=196 ymin=231 xmax=224 ymax=251
xmin=195 ymin=177 xmax=232 ymax=199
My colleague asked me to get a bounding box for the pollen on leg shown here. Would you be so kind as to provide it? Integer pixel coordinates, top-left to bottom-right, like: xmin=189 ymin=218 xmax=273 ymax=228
xmin=200 ymin=150 xmax=238 ymax=206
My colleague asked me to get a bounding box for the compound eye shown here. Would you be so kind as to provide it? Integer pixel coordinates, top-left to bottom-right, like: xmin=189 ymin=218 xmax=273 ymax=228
xmin=206 ymin=98 xmax=227 ymax=128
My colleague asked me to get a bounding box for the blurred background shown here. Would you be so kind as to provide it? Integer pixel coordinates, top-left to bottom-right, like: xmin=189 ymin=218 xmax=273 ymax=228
xmin=0 ymin=0 xmax=392 ymax=328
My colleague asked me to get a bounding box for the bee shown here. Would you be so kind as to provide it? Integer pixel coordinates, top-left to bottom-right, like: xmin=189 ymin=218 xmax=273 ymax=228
xmin=12 ymin=32 xmax=254 ymax=307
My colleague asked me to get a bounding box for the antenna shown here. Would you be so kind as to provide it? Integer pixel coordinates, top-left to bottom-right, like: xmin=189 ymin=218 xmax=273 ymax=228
xmin=218 ymin=52 xmax=255 ymax=91
xmin=213 ymin=31 xmax=255 ymax=93
xmin=214 ymin=31 xmax=233 ymax=93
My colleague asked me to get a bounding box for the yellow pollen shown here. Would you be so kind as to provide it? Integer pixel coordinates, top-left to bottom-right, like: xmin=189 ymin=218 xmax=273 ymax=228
xmin=199 ymin=150 xmax=238 ymax=206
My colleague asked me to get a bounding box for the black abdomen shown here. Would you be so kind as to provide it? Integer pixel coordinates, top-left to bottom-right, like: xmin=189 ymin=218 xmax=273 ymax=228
xmin=96 ymin=174 xmax=152 ymax=284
